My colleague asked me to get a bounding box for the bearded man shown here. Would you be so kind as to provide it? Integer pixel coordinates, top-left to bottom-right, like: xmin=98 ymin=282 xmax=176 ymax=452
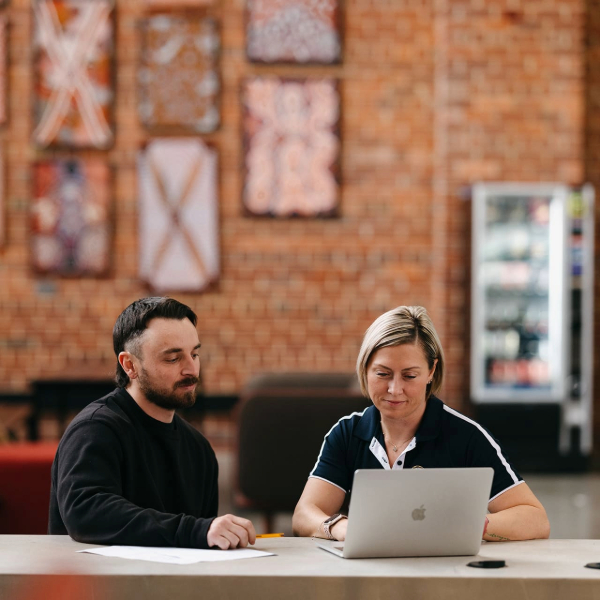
xmin=48 ymin=297 xmax=255 ymax=550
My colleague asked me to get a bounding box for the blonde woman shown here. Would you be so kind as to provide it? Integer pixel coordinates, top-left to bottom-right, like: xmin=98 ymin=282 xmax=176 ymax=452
xmin=293 ymin=306 xmax=550 ymax=543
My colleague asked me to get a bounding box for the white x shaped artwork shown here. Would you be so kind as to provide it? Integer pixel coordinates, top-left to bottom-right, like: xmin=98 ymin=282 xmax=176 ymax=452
xmin=138 ymin=139 xmax=219 ymax=292
xmin=33 ymin=0 xmax=114 ymax=148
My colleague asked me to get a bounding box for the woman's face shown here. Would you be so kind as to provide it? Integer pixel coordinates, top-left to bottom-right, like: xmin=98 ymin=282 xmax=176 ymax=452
xmin=366 ymin=343 xmax=437 ymax=423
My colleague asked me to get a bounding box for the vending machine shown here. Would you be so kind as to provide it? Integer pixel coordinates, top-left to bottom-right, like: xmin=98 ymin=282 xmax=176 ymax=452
xmin=470 ymin=183 xmax=594 ymax=458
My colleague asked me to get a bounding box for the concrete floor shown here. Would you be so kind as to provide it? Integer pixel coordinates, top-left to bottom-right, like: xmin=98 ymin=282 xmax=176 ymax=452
xmin=216 ymin=450 xmax=600 ymax=539
xmin=525 ymin=473 xmax=600 ymax=539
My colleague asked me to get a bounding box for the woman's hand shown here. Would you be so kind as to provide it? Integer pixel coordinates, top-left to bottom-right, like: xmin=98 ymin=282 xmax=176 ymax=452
xmin=484 ymin=482 xmax=550 ymax=541
xmin=330 ymin=517 xmax=348 ymax=541
xmin=292 ymin=478 xmax=346 ymax=538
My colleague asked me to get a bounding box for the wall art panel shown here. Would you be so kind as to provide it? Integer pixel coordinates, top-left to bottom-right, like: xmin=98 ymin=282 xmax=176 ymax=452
xmin=138 ymin=138 xmax=219 ymax=292
xmin=242 ymin=77 xmax=340 ymax=217
xmin=144 ymin=0 xmax=215 ymax=8
xmin=139 ymin=15 xmax=219 ymax=133
xmin=32 ymin=0 xmax=115 ymax=149
xmin=246 ymin=0 xmax=341 ymax=64
xmin=0 ymin=15 xmax=8 ymax=125
xmin=0 ymin=148 xmax=3 ymax=247
xmin=31 ymin=159 xmax=111 ymax=276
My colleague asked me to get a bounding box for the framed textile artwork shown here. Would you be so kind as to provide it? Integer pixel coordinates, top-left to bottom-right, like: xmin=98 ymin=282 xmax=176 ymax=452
xmin=246 ymin=0 xmax=341 ymax=64
xmin=144 ymin=0 xmax=215 ymax=8
xmin=32 ymin=0 xmax=115 ymax=149
xmin=138 ymin=138 xmax=219 ymax=292
xmin=242 ymin=77 xmax=341 ymax=217
xmin=31 ymin=159 xmax=111 ymax=276
xmin=0 ymin=15 xmax=7 ymax=126
xmin=0 ymin=148 xmax=3 ymax=248
xmin=138 ymin=16 xmax=220 ymax=134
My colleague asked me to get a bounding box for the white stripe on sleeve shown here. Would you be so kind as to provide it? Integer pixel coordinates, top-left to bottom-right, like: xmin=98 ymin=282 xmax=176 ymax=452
xmin=442 ymin=405 xmax=519 ymax=484
xmin=309 ymin=409 xmax=368 ymax=477
xmin=308 ymin=475 xmax=348 ymax=493
xmin=489 ymin=479 xmax=525 ymax=502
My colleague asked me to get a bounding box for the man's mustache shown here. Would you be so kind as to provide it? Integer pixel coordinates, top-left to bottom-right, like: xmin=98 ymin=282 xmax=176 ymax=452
xmin=175 ymin=378 xmax=199 ymax=388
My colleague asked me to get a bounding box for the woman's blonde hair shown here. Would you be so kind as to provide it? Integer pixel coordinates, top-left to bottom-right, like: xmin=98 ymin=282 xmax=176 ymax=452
xmin=356 ymin=306 xmax=444 ymax=399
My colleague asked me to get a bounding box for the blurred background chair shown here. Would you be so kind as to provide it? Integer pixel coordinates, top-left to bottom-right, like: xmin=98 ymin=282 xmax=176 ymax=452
xmin=0 ymin=442 xmax=58 ymax=534
xmin=234 ymin=373 xmax=369 ymax=532
xmin=28 ymin=379 xmax=116 ymax=441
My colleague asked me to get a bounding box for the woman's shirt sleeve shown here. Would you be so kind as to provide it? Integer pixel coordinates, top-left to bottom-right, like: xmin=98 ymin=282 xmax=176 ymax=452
xmin=309 ymin=420 xmax=353 ymax=493
xmin=465 ymin=426 xmax=524 ymax=501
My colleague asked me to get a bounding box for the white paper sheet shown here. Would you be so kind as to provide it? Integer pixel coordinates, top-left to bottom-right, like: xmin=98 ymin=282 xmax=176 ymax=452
xmin=78 ymin=545 xmax=275 ymax=564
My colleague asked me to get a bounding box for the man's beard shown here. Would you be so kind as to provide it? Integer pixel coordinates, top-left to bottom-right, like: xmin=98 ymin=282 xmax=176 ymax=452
xmin=137 ymin=367 xmax=198 ymax=411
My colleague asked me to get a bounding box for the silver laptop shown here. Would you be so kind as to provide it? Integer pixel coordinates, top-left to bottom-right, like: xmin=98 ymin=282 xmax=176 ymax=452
xmin=318 ymin=467 xmax=494 ymax=559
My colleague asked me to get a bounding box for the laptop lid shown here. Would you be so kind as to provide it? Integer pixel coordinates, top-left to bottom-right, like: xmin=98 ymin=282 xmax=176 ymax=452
xmin=338 ymin=467 xmax=494 ymax=559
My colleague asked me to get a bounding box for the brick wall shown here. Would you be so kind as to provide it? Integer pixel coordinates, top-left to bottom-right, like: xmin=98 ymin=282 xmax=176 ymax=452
xmin=0 ymin=0 xmax=595 ymax=440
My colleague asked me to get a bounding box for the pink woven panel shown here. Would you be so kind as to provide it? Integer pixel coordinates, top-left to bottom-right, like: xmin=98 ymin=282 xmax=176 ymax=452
xmin=138 ymin=139 xmax=219 ymax=292
xmin=243 ymin=77 xmax=340 ymax=217
xmin=139 ymin=15 xmax=219 ymax=133
xmin=31 ymin=159 xmax=111 ymax=276
xmin=32 ymin=0 xmax=114 ymax=149
xmin=246 ymin=0 xmax=341 ymax=63
xmin=0 ymin=148 xmax=3 ymax=248
xmin=0 ymin=15 xmax=7 ymax=126
xmin=144 ymin=0 xmax=215 ymax=7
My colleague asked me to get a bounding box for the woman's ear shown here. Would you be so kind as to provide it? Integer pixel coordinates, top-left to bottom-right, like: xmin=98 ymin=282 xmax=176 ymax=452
xmin=429 ymin=358 xmax=438 ymax=382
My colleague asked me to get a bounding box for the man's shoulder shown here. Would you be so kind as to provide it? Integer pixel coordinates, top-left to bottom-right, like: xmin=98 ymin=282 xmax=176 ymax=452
xmin=65 ymin=388 xmax=131 ymax=435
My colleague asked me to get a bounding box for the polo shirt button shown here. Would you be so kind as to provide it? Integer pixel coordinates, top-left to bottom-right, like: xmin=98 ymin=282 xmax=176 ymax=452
xmin=397 ymin=460 xmax=402 ymax=465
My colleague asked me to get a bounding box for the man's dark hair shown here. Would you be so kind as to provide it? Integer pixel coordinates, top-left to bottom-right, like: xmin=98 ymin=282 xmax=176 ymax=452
xmin=113 ymin=297 xmax=198 ymax=388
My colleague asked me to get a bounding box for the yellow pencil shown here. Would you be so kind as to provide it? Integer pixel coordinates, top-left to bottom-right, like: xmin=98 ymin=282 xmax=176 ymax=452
xmin=256 ymin=533 xmax=284 ymax=538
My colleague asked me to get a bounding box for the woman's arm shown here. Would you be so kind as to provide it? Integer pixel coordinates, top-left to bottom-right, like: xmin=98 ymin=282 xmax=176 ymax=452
xmin=292 ymin=478 xmax=348 ymax=540
xmin=484 ymin=482 xmax=550 ymax=542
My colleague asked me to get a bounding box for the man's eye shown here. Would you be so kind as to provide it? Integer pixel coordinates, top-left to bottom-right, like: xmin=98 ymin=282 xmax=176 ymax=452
xmin=166 ymin=358 xmax=178 ymax=363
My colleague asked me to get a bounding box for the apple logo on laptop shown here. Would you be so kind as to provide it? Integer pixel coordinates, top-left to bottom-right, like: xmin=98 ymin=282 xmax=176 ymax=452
xmin=412 ymin=505 xmax=426 ymax=521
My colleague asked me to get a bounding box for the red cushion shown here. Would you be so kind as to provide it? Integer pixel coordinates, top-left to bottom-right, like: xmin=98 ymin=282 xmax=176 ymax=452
xmin=0 ymin=443 xmax=58 ymax=534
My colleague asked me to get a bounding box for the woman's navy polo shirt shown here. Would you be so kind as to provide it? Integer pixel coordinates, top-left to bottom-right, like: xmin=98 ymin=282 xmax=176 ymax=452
xmin=309 ymin=395 xmax=523 ymax=501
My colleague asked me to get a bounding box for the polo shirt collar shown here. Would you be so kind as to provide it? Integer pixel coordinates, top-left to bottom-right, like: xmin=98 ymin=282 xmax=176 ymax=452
xmin=353 ymin=395 xmax=444 ymax=442
xmin=354 ymin=405 xmax=380 ymax=441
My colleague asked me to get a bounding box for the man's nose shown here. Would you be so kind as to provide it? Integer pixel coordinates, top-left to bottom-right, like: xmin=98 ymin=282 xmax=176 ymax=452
xmin=181 ymin=355 xmax=199 ymax=375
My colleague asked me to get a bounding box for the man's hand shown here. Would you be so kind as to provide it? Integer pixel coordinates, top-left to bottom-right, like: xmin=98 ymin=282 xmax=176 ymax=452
xmin=207 ymin=515 xmax=256 ymax=549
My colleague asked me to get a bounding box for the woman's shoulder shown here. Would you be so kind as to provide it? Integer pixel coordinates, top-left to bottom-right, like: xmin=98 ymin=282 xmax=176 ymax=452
xmin=325 ymin=404 xmax=374 ymax=439
xmin=437 ymin=399 xmax=499 ymax=445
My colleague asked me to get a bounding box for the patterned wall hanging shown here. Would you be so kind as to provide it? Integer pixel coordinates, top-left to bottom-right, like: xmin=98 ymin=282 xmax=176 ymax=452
xmin=246 ymin=0 xmax=341 ymax=64
xmin=138 ymin=15 xmax=220 ymax=134
xmin=31 ymin=159 xmax=111 ymax=275
xmin=32 ymin=0 xmax=115 ymax=149
xmin=138 ymin=138 xmax=219 ymax=292
xmin=144 ymin=0 xmax=216 ymax=8
xmin=0 ymin=148 xmax=3 ymax=248
xmin=242 ymin=77 xmax=340 ymax=217
xmin=0 ymin=15 xmax=8 ymax=126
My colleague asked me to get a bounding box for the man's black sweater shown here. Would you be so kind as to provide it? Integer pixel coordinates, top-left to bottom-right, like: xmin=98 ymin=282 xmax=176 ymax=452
xmin=48 ymin=387 xmax=218 ymax=548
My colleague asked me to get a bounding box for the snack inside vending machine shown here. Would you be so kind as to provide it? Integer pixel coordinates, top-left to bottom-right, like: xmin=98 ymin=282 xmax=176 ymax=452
xmin=470 ymin=183 xmax=594 ymax=471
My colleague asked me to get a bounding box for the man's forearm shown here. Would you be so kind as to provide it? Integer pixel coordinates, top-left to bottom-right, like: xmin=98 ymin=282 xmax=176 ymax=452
xmin=61 ymin=489 xmax=215 ymax=548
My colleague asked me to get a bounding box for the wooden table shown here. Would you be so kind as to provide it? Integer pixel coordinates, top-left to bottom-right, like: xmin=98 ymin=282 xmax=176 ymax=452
xmin=1 ymin=536 xmax=599 ymax=600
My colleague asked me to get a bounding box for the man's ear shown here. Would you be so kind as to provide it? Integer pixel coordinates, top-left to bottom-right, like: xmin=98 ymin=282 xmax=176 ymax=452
xmin=118 ymin=351 xmax=137 ymax=380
